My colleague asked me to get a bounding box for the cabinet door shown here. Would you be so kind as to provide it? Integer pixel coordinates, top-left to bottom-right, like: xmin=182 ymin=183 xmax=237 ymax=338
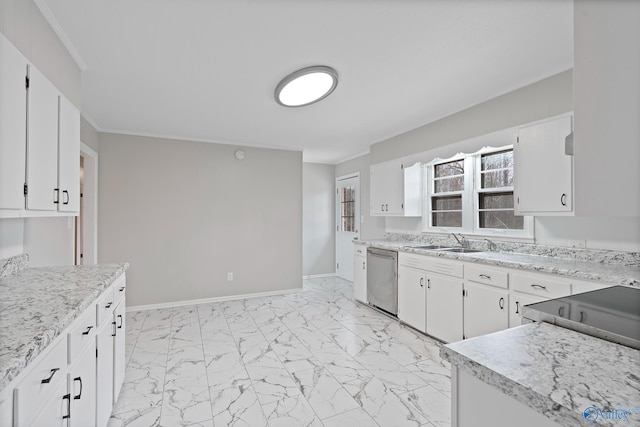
xmin=353 ymin=254 xmax=367 ymax=303
xmin=57 ymin=95 xmax=80 ymax=213
xmin=427 ymin=274 xmax=463 ymax=343
xmin=370 ymin=159 xmax=403 ymax=215
xmin=398 ymin=266 xmax=426 ymax=332
xmin=26 ymin=66 xmax=59 ymax=211
xmin=68 ymin=344 xmax=96 ymax=427
xmin=514 ymin=115 xmax=573 ymax=215
xmin=0 ymin=35 xmax=27 ymax=211
xmin=509 ymin=293 xmax=543 ymax=328
xmin=113 ymin=301 xmax=126 ymax=404
xmin=29 ymin=381 xmax=69 ymax=427
xmin=96 ymin=318 xmax=114 ymax=427
xmin=463 ymin=282 xmax=508 ymax=339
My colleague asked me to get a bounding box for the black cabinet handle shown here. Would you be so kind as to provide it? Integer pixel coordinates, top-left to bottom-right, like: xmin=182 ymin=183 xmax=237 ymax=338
xmin=119 ymin=286 xmax=125 ymax=292
xmin=73 ymin=377 xmax=83 ymax=399
xmin=560 ymin=193 xmax=567 ymax=206
xmin=41 ymin=368 xmax=60 ymax=384
xmin=63 ymin=190 xmax=69 ymax=205
xmin=531 ymin=284 xmax=547 ymax=290
xmin=112 ymin=321 xmax=117 ymax=337
xmin=117 ymin=314 xmax=123 ymax=329
xmin=63 ymin=394 xmax=71 ymax=419
xmin=479 ymin=274 xmax=492 ymax=280
xmin=579 ymin=311 xmax=585 ymax=323
xmin=498 ymin=297 xmax=505 ymax=310
xmin=53 ymin=188 xmax=59 ymax=204
xmin=82 ymin=325 xmax=93 ymax=335
xmin=515 ymin=301 xmax=520 ymax=314
xmin=427 ymin=278 xmax=431 ymax=289
xmin=105 ymin=302 xmax=112 ymax=309
xmin=362 ymin=261 xmax=365 ymax=270
xmin=559 ymin=306 xmax=565 ymax=317
xmin=381 ymin=204 xmax=384 ymax=211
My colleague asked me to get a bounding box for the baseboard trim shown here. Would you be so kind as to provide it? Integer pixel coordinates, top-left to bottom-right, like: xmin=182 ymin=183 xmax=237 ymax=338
xmin=302 ymin=273 xmax=337 ymax=279
xmin=126 ymin=288 xmax=301 ymax=312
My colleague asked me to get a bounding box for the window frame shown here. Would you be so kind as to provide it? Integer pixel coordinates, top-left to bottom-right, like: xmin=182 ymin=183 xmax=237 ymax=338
xmin=423 ymin=145 xmax=533 ymax=240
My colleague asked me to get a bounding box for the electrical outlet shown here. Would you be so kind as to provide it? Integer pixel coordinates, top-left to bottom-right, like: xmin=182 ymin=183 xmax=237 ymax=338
xmin=227 ymin=272 xmax=233 ymax=281
xmin=568 ymin=239 xmax=586 ymax=249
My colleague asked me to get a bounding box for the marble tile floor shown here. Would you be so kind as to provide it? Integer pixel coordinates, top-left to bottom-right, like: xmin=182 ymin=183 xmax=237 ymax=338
xmin=108 ymin=277 xmax=452 ymax=427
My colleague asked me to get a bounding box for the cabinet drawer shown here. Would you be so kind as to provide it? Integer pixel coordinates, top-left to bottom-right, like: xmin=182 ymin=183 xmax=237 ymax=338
xmin=465 ymin=264 xmax=508 ymax=289
xmin=67 ymin=306 xmax=97 ymax=365
xmin=113 ymin=274 xmax=126 ymax=306
xmin=13 ymin=335 xmax=67 ymax=427
xmin=354 ymin=245 xmax=367 ymax=256
xmin=399 ymin=253 xmax=463 ymax=278
xmin=96 ymin=286 xmax=115 ymax=327
xmin=511 ymin=273 xmax=571 ymax=299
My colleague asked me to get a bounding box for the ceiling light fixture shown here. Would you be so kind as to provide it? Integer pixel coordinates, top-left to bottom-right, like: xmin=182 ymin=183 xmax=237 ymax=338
xmin=275 ymin=66 xmax=338 ymax=107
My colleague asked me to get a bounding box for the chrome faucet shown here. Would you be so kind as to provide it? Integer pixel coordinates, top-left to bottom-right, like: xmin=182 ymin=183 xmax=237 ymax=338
xmin=450 ymin=233 xmax=466 ymax=248
xmin=484 ymin=238 xmax=494 ymax=251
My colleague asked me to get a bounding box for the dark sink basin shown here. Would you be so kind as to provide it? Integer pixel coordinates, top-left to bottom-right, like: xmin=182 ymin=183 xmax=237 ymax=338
xmin=405 ymin=245 xmax=449 ymax=250
xmin=437 ymin=247 xmax=484 ymax=253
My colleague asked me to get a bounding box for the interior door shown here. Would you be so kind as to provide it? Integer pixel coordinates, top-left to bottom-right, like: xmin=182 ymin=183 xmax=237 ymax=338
xmin=336 ymin=174 xmax=360 ymax=281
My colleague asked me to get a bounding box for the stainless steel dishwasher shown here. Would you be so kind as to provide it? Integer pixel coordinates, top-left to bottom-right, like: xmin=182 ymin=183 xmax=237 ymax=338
xmin=366 ymin=247 xmax=398 ymax=316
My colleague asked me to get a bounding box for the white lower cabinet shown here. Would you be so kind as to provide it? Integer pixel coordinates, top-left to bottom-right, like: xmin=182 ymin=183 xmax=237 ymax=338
xmin=427 ymin=273 xmax=463 ymax=342
xmin=4 ymin=274 xmax=126 ymax=427
xmin=463 ymin=282 xmax=509 ymax=339
xmin=353 ymin=246 xmax=367 ymax=303
xmin=509 ymin=293 xmax=543 ymax=328
xmin=28 ymin=381 xmax=69 ymax=427
xmin=96 ymin=309 xmax=115 ymax=427
xmin=68 ymin=344 xmax=97 ymax=427
xmin=398 ymin=266 xmax=426 ymax=332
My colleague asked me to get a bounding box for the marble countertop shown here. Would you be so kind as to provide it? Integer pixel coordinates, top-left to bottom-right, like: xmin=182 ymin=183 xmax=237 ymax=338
xmin=357 ymin=239 xmax=640 ymax=288
xmin=441 ymin=322 xmax=640 ymax=427
xmin=0 ymin=263 xmax=129 ymax=391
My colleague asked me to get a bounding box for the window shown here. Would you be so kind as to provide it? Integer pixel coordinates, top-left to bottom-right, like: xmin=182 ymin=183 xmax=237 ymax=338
xmin=425 ymin=145 xmax=533 ymax=239
xmin=476 ymin=149 xmax=523 ymax=230
xmin=431 ymin=158 xmax=465 ymax=227
xmin=340 ymin=185 xmax=356 ymax=232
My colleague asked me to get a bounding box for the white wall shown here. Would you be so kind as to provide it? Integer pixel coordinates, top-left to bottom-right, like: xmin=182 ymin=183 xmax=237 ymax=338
xmin=302 ymin=163 xmax=335 ymax=276
xmin=0 ymin=0 xmax=81 ymax=264
xmin=98 ymin=133 xmax=303 ymax=307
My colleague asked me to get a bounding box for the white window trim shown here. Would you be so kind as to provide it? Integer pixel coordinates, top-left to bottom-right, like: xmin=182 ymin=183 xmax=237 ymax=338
xmin=423 ymin=146 xmax=534 ymax=240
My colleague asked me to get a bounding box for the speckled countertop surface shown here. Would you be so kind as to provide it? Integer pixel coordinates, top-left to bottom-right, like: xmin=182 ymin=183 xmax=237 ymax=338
xmin=0 ymin=263 xmax=129 ymax=391
xmin=441 ymin=322 xmax=640 ymax=427
xmin=357 ymin=239 xmax=640 ymax=288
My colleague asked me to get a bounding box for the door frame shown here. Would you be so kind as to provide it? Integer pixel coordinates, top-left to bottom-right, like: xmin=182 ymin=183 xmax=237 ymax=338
xmin=78 ymin=142 xmax=98 ymax=264
xmin=335 ymin=172 xmax=360 ymax=280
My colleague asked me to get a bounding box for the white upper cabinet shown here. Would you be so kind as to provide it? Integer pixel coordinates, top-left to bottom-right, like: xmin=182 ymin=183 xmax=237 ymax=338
xmin=514 ymin=114 xmax=573 ymax=216
xmin=370 ymin=159 xmax=422 ymax=216
xmin=58 ymin=96 xmax=80 ymax=213
xmin=0 ymin=34 xmax=80 ymax=217
xmin=26 ymin=66 xmax=60 ymax=212
xmin=0 ymin=35 xmax=27 ymax=211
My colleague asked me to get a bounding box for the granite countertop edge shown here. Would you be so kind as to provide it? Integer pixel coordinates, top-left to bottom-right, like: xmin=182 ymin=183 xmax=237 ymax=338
xmin=440 ymin=323 xmax=640 ymax=427
xmin=0 ymin=263 xmax=129 ymax=392
xmin=357 ymin=239 xmax=639 ymax=287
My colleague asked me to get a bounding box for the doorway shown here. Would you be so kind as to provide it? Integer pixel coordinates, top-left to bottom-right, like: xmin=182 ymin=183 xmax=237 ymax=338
xmin=335 ymin=173 xmax=360 ymax=282
xmin=75 ymin=143 xmax=98 ymax=265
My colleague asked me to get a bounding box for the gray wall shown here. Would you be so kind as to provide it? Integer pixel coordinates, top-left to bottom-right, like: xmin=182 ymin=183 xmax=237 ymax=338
xmin=98 ymin=133 xmax=303 ymax=307
xmin=0 ymin=0 xmax=80 ymax=265
xmin=80 ymin=116 xmax=100 ymax=153
xmin=336 ymin=69 xmax=639 ymax=252
xmin=302 ymin=163 xmax=335 ymax=276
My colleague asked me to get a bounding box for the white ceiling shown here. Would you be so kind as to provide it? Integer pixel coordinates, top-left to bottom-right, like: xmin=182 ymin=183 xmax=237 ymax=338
xmin=39 ymin=0 xmax=573 ymax=164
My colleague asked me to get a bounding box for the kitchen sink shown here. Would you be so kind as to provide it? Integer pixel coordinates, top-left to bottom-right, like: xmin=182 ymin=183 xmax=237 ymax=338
xmin=404 ymin=244 xmax=449 ymax=250
xmin=438 ymin=247 xmax=484 ymax=253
